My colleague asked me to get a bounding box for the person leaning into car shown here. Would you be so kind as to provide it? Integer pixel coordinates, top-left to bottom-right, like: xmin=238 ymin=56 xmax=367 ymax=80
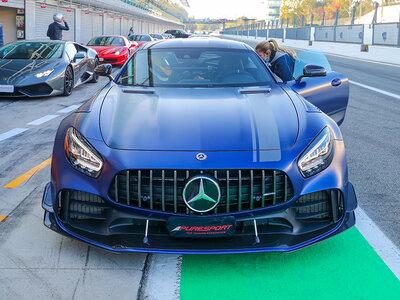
xmin=47 ymin=13 xmax=69 ymax=41
xmin=255 ymin=39 xmax=296 ymax=82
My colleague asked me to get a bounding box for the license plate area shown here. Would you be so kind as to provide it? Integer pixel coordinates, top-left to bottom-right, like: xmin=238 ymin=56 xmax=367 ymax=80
xmin=167 ymin=216 xmax=235 ymax=238
xmin=0 ymin=85 xmax=14 ymax=93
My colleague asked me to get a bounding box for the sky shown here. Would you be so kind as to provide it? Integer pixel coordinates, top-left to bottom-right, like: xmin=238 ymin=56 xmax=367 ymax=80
xmin=179 ymin=0 xmax=269 ymax=20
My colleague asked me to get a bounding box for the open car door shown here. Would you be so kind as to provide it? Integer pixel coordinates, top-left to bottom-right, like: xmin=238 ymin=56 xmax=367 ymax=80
xmin=286 ymin=50 xmax=349 ymax=125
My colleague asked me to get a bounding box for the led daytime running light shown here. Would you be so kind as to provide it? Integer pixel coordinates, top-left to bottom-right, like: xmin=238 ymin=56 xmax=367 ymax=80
xmin=298 ymin=127 xmax=333 ymax=178
xmin=35 ymin=69 xmax=54 ymax=78
xmin=65 ymin=128 xmax=103 ymax=177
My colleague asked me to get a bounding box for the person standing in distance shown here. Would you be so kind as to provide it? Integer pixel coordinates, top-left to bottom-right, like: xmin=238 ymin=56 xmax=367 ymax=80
xmin=128 ymin=27 xmax=134 ymax=37
xmin=47 ymin=13 xmax=69 ymax=40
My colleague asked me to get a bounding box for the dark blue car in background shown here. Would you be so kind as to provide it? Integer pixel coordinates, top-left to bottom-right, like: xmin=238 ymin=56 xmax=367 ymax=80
xmin=42 ymin=39 xmax=357 ymax=253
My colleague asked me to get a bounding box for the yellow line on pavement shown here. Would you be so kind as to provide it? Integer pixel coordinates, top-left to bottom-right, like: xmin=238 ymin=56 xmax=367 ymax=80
xmin=4 ymin=158 xmax=52 ymax=188
xmin=0 ymin=216 xmax=8 ymax=222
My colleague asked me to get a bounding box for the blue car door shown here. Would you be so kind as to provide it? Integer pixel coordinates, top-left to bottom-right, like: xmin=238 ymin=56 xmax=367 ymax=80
xmin=286 ymin=50 xmax=349 ymax=125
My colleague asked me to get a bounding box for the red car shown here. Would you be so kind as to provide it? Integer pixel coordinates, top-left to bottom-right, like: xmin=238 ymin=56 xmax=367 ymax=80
xmin=87 ymin=36 xmax=138 ymax=66
xmin=127 ymin=34 xmax=154 ymax=47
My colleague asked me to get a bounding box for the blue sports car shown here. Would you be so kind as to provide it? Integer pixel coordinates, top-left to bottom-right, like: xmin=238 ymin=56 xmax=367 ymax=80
xmin=42 ymin=39 xmax=357 ymax=253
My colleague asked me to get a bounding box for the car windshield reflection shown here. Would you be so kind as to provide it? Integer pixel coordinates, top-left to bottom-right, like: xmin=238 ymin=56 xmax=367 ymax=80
xmin=117 ymin=48 xmax=274 ymax=88
xmin=0 ymin=42 xmax=64 ymax=60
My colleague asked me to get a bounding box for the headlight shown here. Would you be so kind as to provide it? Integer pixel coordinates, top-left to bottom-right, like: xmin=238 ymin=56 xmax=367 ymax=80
xmin=115 ymin=47 xmax=125 ymax=55
xmin=64 ymin=128 xmax=103 ymax=178
xmin=35 ymin=69 xmax=54 ymax=78
xmin=298 ymin=127 xmax=334 ymax=178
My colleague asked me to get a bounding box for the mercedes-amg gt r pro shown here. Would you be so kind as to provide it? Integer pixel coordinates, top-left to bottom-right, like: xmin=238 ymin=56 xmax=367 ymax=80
xmin=87 ymin=36 xmax=138 ymax=66
xmin=42 ymin=39 xmax=357 ymax=253
xmin=0 ymin=40 xmax=98 ymax=97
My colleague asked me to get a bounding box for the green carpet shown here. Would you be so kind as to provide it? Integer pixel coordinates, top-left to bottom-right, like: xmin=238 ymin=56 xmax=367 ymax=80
xmin=180 ymin=228 xmax=400 ymax=300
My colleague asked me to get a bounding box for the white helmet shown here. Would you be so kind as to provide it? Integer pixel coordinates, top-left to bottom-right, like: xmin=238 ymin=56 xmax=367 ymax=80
xmin=53 ymin=13 xmax=63 ymax=22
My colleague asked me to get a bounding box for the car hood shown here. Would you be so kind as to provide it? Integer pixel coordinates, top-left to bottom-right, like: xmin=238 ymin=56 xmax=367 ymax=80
xmin=88 ymin=46 xmax=124 ymax=55
xmin=0 ymin=59 xmax=61 ymax=85
xmin=99 ymin=85 xmax=299 ymax=151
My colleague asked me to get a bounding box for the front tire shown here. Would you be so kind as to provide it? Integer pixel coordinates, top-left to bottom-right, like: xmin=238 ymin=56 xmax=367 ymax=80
xmin=63 ymin=66 xmax=74 ymax=96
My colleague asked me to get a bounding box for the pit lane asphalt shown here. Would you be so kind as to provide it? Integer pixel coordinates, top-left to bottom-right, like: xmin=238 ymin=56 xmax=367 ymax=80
xmin=0 ymin=42 xmax=399 ymax=298
xmin=0 ymin=70 xmax=150 ymax=299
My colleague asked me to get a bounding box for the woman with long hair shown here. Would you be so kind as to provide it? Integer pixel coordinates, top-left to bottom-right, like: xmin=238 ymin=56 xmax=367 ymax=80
xmin=255 ymin=39 xmax=296 ymax=82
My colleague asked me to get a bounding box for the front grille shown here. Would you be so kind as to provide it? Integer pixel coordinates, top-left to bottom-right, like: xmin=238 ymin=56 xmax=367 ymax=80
xmin=108 ymin=169 xmax=294 ymax=215
xmin=294 ymin=190 xmax=344 ymax=223
xmin=20 ymin=83 xmax=53 ymax=96
xmin=102 ymin=59 xmax=118 ymax=63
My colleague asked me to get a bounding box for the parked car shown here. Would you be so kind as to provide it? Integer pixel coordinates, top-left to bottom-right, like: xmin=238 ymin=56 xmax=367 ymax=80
xmin=164 ymin=29 xmax=190 ymax=38
xmin=42 ymin=39 xmax=357 ymax=253
xmin=127 ymin=34 xmax=154 ymax=47
xmin=0 ymin=40 xmax=98 ymax=97
xmin=161 ymin=33 xmax=172 ymax=39
xmin=150 ymin=34 xmax=166 ymax=40
xmin=86 ymin=35 xmax=137 ymax=66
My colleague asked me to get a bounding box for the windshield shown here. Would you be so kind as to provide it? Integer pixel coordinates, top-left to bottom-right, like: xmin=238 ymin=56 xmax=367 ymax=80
xmin=293 ymin=50 xmax=332 ymax=79
xmin=88 ymin=36 xmax=125 ymax=46
xmin=0 ymin=42 xmax=64 ymax=60
xmin=151 ymin=34 xmax=163 ymax=39
xmin=128 ymin=35 xmax=152 ymax=41
xmin=117 ymin=48 xmax=274 ymax=88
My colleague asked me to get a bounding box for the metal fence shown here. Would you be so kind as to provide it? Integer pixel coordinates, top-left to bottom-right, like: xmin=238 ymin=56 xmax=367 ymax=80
xmin=314 ymin=25 xmax=364 ymax=43
xmin=335 ymin=25 xmax=364 ymax=44
xmin=221 ymin=22 xmax=400 ymax=47
xmin=373 ymin=23 xmax=400 ymax=46
xmin=286 ymin=28 xmax=310 ymax=40
xmin=268 ymin=28 xmax=284 ymax=38
xmin=314 ymin=26 xmax=336 ymax=42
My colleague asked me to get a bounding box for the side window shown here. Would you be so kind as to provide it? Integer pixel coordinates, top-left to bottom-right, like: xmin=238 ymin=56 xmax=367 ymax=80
xmin=65 ymin=43 xmax=77 ymax=60
xmin=75 ymin=44 xmax=88 ymax=55
xmin=118 ymin=51 xmax=149 ymax=86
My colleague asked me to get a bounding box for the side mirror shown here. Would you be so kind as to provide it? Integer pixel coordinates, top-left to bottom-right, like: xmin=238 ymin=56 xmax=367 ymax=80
xmin=94 ymin=64 xmax=113 ymax=80
xmin=296 ymin=64 xmax=327 ymax=82
xmin=129 ymin=41 xmax=138 ymax=48
xmin=73 ymin=52 xmax=85 ymax=61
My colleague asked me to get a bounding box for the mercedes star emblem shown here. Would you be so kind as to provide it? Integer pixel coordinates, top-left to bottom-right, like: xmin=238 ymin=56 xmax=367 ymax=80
xmin=183 ymin=175 xmax=221 ymax=213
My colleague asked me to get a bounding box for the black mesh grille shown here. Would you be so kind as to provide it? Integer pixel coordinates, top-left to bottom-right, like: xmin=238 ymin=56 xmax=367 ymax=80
xmin=294 ymin=190 xmax=344 ymax=222
xmin=20 ymin=83 xmax=53 ymax=96
xmin=108 ymin=169 xmax=294 ymax=215
xmin=59 ymin=190 xmax=110 ymax=222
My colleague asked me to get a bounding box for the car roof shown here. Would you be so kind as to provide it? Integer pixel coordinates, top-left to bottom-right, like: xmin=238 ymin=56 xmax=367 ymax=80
xmin=142 ymin=38 xmax=250 ymax=50
xmin=90 ymin=35 xmax=126 ymax=39
xmin=9 ymin=40 xmax=67 ymax=44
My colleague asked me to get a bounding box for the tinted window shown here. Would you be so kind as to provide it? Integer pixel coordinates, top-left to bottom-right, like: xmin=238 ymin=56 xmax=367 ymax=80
xmin=65 ymin=43 xmax=77 ymax=60
xmin=88 ymin=36 xmax=125 ymax=46
xmin=117 ymin=48 xmax=274 ymax=88
xmin=128 ymin=35 xmax=151 ymax=41
xmin=0 ymin=42 xmax=64 ymax=59
xmin=151 ymin=34 xmax=163 ymax=40
xmin=293 ymin=50 xmax=332 ymax=79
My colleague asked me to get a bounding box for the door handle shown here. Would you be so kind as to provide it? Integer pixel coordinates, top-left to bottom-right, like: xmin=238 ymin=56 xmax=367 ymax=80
xmin=331 ymin=78 xmax=342 ymax=86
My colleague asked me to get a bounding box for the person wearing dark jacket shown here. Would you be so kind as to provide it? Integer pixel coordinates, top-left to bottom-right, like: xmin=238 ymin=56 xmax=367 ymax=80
xmin=47 ymin=13 xmax=69 ymax=40
xmin=255 ymin=39 xmax=296 ymax=82
xmin=0 ymin=22 xmax=4 ymax=47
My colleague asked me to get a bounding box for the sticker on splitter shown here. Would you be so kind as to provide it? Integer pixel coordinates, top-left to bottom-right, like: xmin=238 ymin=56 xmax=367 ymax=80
xmin=167 ymin=217 xmax=236 ymax=238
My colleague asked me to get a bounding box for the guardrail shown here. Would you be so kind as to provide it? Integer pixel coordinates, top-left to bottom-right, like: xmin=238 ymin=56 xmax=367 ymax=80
xmin=221 ymin=22 xmax=400 ymax=47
